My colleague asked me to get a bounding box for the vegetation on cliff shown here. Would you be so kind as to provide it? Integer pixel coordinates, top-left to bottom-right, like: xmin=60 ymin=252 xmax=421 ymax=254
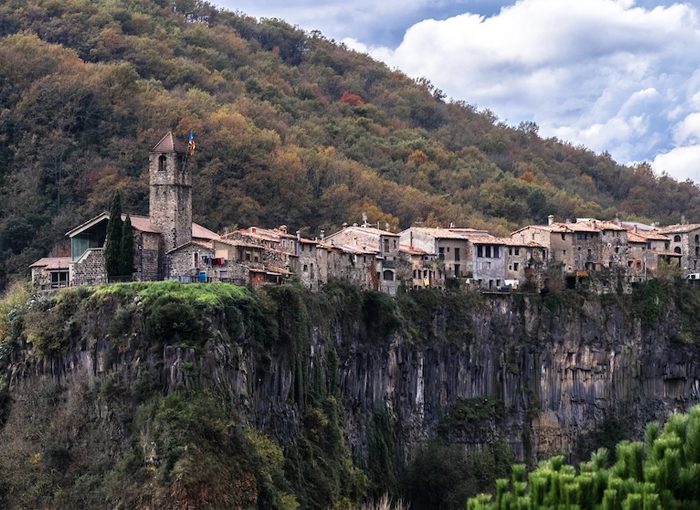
xmin=1 ymin=280 xmax=700 ymax=509
xmin=2 ymin=0 xmax=700 ymax=288
xmin=468 ymin=405 xmax=700 ymax=510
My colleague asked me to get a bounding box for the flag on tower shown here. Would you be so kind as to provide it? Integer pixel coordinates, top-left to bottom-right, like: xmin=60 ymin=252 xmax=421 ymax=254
xmin=187 ymin=131 xmax=196 ymax=156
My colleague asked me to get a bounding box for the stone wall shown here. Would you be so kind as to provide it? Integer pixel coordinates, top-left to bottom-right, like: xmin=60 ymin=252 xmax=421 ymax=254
xmin=70 ymin=248 xmax=107 ymax=286
xmin=166 ymin=244 xmax=214 ymax=280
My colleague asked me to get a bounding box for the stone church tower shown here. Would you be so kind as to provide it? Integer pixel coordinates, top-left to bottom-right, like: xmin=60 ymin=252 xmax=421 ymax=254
xmin=149 ymin=132 xmax=192 ymax=252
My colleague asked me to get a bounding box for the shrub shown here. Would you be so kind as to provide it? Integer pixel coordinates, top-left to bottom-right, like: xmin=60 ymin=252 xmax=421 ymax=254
xmin=146 ymin=296 xmax=203 ymax=346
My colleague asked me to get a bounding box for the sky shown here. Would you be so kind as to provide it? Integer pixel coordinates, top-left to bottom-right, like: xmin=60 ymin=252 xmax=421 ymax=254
xmin=216 ymin=0 xmax=700 ymax=183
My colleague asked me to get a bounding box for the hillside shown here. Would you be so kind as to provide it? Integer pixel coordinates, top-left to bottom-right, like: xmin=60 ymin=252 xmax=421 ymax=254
xmin=2 ymin=0 xmax=700 ymax=289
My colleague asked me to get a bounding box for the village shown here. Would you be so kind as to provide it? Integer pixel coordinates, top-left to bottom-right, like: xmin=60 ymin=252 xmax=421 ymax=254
xmin=29 ymin=132 xmax=700 ymax=295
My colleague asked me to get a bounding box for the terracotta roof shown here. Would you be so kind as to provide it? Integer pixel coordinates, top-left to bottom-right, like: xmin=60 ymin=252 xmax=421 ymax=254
xmin=656 ymin=250 xmax=683 ymax=257
xmin=29 ymin=257 xmax=70 ymax=270
xmin=468 ymin=235 xmax=505 ymax=245
xmin=658 ymin=224 xmax=700 ymax=234
xmin=627 ymin=232 xmax=647 ymax=243
xmin=627 ymin=229 xmax=669 ymax=242
xmin=152 ymin=131 xmax=187 ymax=154
xmin=166 ymin=240 xmax=214 ymax=254
xmin=215 ymin=239 xmax=263 ymax=250
xmin=192 ymin=223 xmax=220 ymax=241
xmin=332 ymin=225 xmax=398 ymax=237
xmin=503 ymin=238 xmax=545 ymax=248
xmin=127 ymin=214 xmax=161 ymax=234
xmin=402 ymin=227 xmax=482 ymax=240
xmin=399 ymin=244 xmax=433 ymax=255
xmin=299 ymin=238 xmax=318 ymax=245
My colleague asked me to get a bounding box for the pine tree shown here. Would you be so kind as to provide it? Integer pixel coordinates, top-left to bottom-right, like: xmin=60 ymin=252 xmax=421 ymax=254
xmin=104 ymin=191 xmax=123 ymax=279
xmin=119 ymin=214 xmax=134 ymax=279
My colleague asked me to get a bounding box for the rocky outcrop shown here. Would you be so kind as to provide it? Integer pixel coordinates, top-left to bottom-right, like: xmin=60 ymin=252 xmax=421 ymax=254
xmin=4 ymin=287 xmax=700 ymax=470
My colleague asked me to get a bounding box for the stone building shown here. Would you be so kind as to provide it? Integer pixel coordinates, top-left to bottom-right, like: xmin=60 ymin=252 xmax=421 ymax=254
xmin=30 ymin=132 xmax=219 ymax=287
xmin=398 ymin=244 xmax=443 ymax=289
xmin=503 ymin=239 xmax=547 ymax=289
xmin=512 ymin=217 xmax=601 ymax=273
xmin=658 ymin=223 xmax=700 ymax=275
xmin=29 ymin=257 xmax=70 ymax=290
xmin=399 ymin=227 xmax=488 ymax=280
xmin=325 ymin=224 xmax=400 ymax=294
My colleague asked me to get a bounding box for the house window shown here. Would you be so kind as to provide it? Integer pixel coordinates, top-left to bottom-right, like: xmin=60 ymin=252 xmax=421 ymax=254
xmin=494 ymin=246 xmax=500 ymax=258
xmin=454 ymin=264 xmax=460 ymax=276
xmin=675 ymin=247 xmax=682 ymax=254
xmin=303 ymin=264 xmax=308 ymax=272
xmin=50 ymin=271 xmax=69 ymax=288
xmin=245 ymin=252 xmax=251 ymax=261
xmin=393 ymin=240 xmax=397 ymax=249
xmin=674 ymin=235 xmax=681 ymax=242
xmin=696 ymin=247 xmax=699 ymax=256
xmin=477 ymin=245 xmax=483 ymax=257
xmin=384 ymin=239 xmax=389 ymax=252
xmin=561 ymin=233 xmax=566 ymax=240
xmin=383 ymin=269 xmax=394 ymax=281
xmin=438 ymin=247 xmax=445 ymax=260
xmin=508 ymin=248 xmax=512 ymax=255
xmin=513 ymin=262 xmax=519 ymax=271
xmin=158 ymin=154 xmax=166 ymax=172
xmin=485 ymin=245 xmax=492 ymax=258
xmin=514 ymin=248 xmax=520 ymax=256
xmin=696 ymin=234 xmax=699 ymax=244
xmin=193 ymin=252 xmax=199 ymax=267
xmin=455 ymin=247 xmax=460 ymax=261
xmin=413 ymin=270 xmax=417 ymax=278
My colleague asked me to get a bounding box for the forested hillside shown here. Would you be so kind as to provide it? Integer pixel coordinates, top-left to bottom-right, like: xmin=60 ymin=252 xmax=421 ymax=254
xmin=1 ymin=0 xmax=700 ymax=288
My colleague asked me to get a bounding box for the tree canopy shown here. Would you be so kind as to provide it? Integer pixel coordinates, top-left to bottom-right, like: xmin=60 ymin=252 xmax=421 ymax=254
xmin=1 ymin=0 xmax=699 ymax=288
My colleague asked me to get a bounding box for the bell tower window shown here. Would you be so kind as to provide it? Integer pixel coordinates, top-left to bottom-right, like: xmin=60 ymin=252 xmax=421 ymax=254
xmin=158 ymin=154 xmax=166 ymax=172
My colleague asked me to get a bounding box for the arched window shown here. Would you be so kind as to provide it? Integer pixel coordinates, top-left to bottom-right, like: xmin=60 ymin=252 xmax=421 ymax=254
xmin=674 ymin=247 xmax=682 ymax=254
xmin=696 ymin=234 xmax=699 ymax=244
xmin=674 ymin=235 xmax=681 ymax=242
xmin=382 ymin=269 xmax=394 ymax=281
xmin=158 ymin=154 xmax=167 ymax=172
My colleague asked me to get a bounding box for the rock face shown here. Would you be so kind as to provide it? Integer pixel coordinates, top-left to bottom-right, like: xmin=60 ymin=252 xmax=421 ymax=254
xmin=4 ymin=288 xmax=700 ymax=470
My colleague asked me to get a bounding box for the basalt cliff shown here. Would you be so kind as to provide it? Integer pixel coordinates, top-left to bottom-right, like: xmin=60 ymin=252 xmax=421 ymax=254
xmin=0 ymin=281 xmax=699 ymax=509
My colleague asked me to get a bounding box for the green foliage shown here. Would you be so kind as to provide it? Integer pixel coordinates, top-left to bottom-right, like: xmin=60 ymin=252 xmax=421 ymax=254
xmin=402 ymin=439 xmax=514 ymax=510
xmin=119 ymin=214 xmax=134 ymax=278
xmin=146 ymin=295 xmax=204 ymax=346
xmin=23 ymin=289 xmax=83 ymax=354
xmin=367 ymin=409 xmax=399 ymax=498
xmin=104 ymin=191 xmax=123 ymax=279
xmin=468 ymin=405 xmax=700 ymax=510
xmin=437 ymin=397 xmax=504 ymax=438
xmin=0 ymin=280 xmax=30 ymax=343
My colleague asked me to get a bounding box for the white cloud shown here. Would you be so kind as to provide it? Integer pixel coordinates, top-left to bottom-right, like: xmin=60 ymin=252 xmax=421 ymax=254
xmin=357 ymin=0 xmax=700 ymax=182
xmin=653 ymin=145 xmax=700 ymax=182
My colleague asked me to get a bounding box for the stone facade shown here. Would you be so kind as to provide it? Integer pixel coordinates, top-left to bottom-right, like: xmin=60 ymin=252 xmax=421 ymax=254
xmin=660 ymin=224 xmax=700 ymax=275
xmin=166 ymin=242 xmax=215 ymax=281
xmin=134 ymin=231 xmax=160 ymax=281
xmin=148 ymin=133 xmax=192 ymax=253
xmin=71 ymin=248 xmax=107 ymax=286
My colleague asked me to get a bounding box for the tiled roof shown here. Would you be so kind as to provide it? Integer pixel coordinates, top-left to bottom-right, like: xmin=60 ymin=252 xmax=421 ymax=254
xmin=192 ymin=223 xmax=220 ymax=240
xmin=166 ymin=240 xmax=215 ymax=254
xmin=658 ymin=224 xmax=700 ymax=234
xmin=399 ymin=244 xmax=433 ymax=255
xmin=127 ymin=214 xmax=161 ymax=234
xmin=402 ymin=227 xmax=483 ymax=240
xmin=152 ymin=131 xmax=187 ymax=154
xmin=29 ymin=257 xmax=70 ymax=270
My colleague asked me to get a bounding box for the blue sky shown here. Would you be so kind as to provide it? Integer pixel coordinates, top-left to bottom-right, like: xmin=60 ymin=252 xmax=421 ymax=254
xmin=216 ymin=0 xmax=700 ymax=183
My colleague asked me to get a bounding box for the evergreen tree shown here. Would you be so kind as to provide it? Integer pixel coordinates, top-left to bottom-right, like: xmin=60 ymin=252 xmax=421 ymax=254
xmin=104 ymin=191 xmax=123 ymax=279
xmin=119 ymin=214 xmax=134 ymax=279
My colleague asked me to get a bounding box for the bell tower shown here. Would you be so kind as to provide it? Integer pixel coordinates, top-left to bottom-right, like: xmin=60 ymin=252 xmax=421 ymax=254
xmin=148 ymin=131 xmax=192 ymax=252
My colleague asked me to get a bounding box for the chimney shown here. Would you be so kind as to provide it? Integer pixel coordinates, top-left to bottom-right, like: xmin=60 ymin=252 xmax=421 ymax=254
xmin=548 ymin=215 xmax=554 ymax=226
xmin=681 ymin=214 xmax=687 ymax=225
xmin=449 ymin=222 xmax=455 ymax=228
xmin=342 ymin=222 xmax=348 ymax=228
xmin=385 ymin=222 xmax=390 ymax=231
xmin=320 ymin=229 xmax=325 ymax=241
xmin=410 ymin=231 xmax=414 ymax=248
xmin=251 ymin=226 xmax=257 ymax=234
xmin=634 ymin=225 xmax=638 ymax=233
xmin=279 ymin=225 xmax=287 ymax=233
xmin=296 ymin=230 xmax=301 ymax=241
xmin=353 ymin=222 xmax=358 ymax=227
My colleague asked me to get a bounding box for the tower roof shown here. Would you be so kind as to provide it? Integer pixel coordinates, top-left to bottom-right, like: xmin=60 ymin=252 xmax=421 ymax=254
xmin=152 ymin=131 xmax=187 ymax=154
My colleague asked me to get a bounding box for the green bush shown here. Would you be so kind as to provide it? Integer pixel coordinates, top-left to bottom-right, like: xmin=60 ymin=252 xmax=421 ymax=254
xmin=468 ymin=405 xmax=700 ymax=510
xmin=146 ymin=296 xmax=203 ymax=346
